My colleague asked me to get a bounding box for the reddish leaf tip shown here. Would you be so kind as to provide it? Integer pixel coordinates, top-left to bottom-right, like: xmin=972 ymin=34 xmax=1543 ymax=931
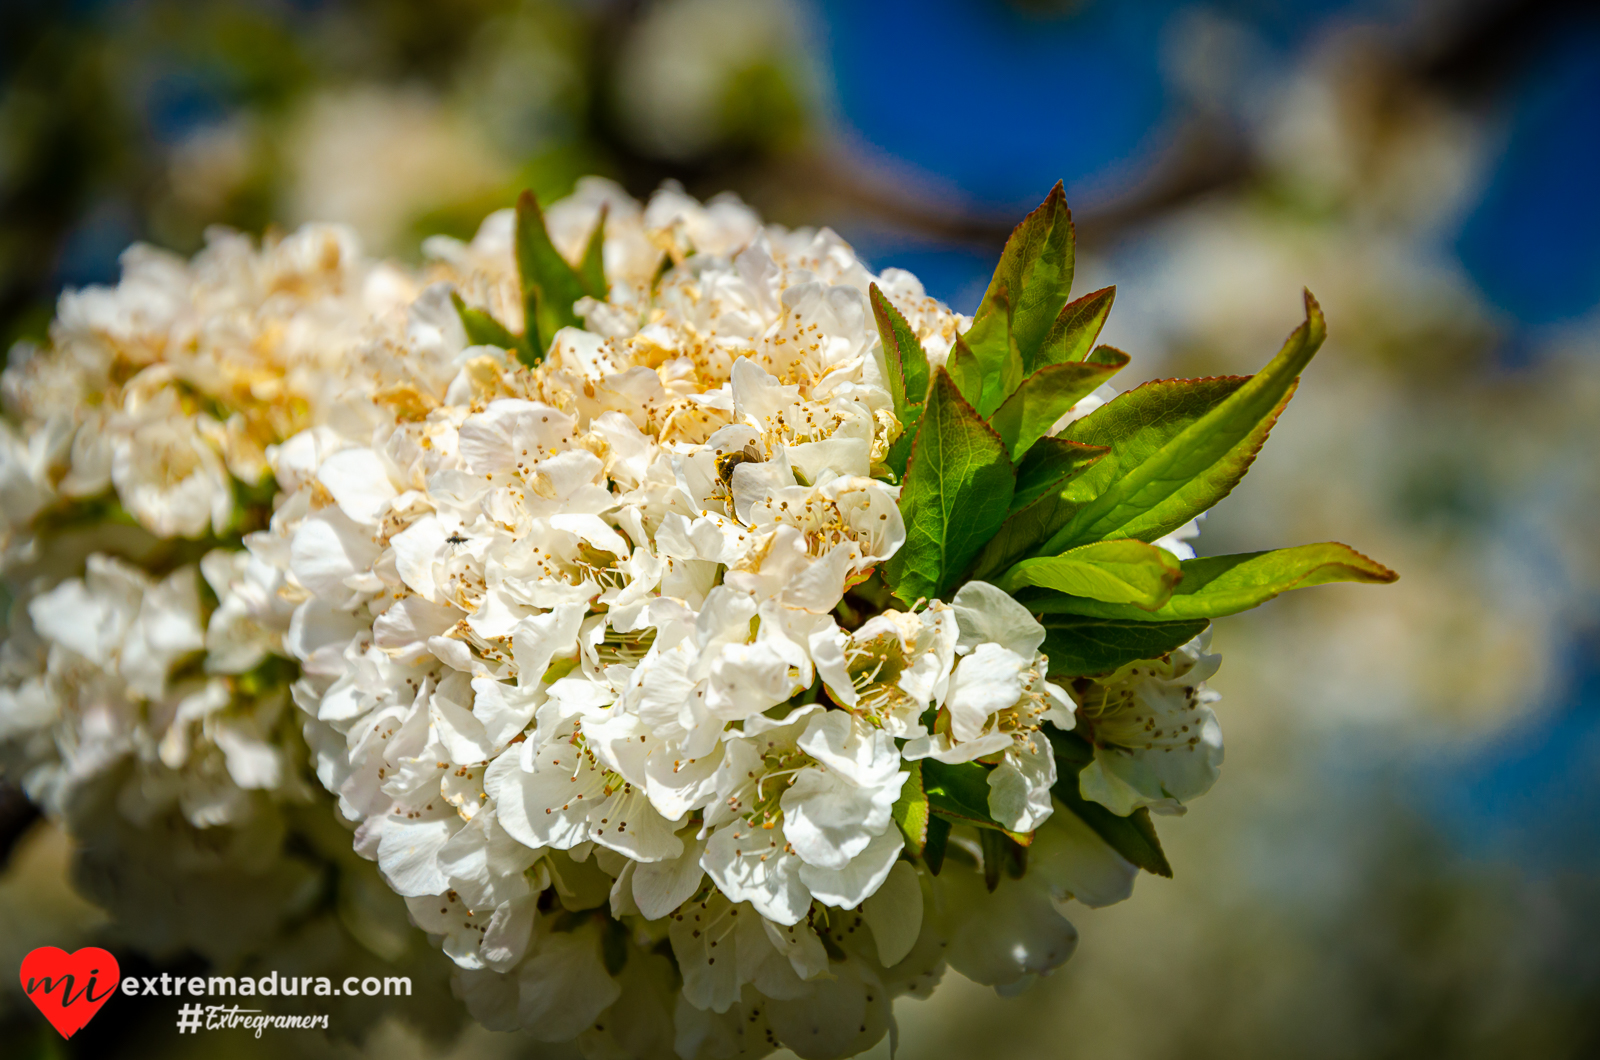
xmin=1325 ymin=541 xmax=1400 ymax=583
xmin=1301 ymin=288 xmax=1327 ymax=341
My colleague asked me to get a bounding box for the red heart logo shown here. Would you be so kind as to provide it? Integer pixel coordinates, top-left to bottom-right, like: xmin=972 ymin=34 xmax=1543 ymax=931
xmin=20 ymin=946 xmax=120 ymax=1039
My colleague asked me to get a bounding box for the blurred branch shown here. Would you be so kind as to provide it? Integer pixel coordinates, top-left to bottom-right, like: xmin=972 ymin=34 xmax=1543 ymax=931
xmin=763 ymin=0 xmax=1597 ymax=256
xmin=1416 ymin=0 xmax=1599 ymax=99
xmin=758 ymin=113 xmax=1252 ymax=257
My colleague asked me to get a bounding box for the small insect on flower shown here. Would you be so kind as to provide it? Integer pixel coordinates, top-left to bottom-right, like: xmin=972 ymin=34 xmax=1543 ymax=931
xmin=715 ymin=441 xmax=766 ymax=487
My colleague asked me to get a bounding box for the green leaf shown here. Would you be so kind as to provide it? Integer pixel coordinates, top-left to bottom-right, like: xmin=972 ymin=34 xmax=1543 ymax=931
xmin=1010 ymin=437 xmax=1108 ymax=513
xmin=1037 ymin=285 xmax=1116 ymax=367
xmin=944 ymin=333 xmax=986 ymax=408
xmin=648 ymin=250 xmax=673 ymax=295
xmin=1015 ymin=376 xmax=1243 ymax=553
xmin=922 ymin=759 xmax=994 ymax=825
xmin=871 ymin=283 xmax=932 ymax=481
xmin=988 ymin=346 xmax=1130 ymax=459
xmin=883 ymin=403 xmax=922 ymax=481
xmin=998 ymin=539 xmax=1183 ymax=610
xmin=451 ymin=291 xmax=524 ymax=358
xmin=1047 ymin=725 xmax=1094 ymax=769
xmin=1038 ymin=291 xmax=1327 ymax=555
xmin=1029 ymin=542 xmax=1399 ymax=621
xmin=515 ymin=190 xmax=587 ymax=360
xmin=968 ymin=488 xmax=1080 ymax=584
xmin=1035 ymin=613 xmax=1210 ymax=678
xmin=1058 ymin=786 xmax=1172 ymax=877
xmin=979 ymin=828 xmax=1027 ymax=891
xmin=892 ymin=760 xmax=931 ymax=856
xmin=966 ymin=181 xmax=1075 ymax=377
xmin=870 ymin=283 xmax=931 ymax=415
xmin=923 ymin=814 xmax=952 ymax=875
xmin=973 ymin=285 xmax=1026 ymax=417
xmin=886 ymin=368 xmax=1015 ymax=604
xmin=968 ymin=375 xmax=1242 ymax=584
xmin=1044 ymin=728 xmax=1172 ymax=876
xmin=600 ymin=915 xmax=630 ymax=974
xmin=981 ymin=828 xmax=1004 ymax=891
xmin=923 ymin=759 xmax=1030 ymax=843
xmin=578 ymin=203 xmax=609 ymax=300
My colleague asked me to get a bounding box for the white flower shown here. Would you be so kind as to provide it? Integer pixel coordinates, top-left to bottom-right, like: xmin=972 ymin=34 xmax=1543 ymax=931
xmin=200 ymin=548 xmax=292 ymax=674
xmin=30 ymin=554 xmax=205 ymax=701
xmin=610 ymin=827 xmax=708 ymax=919
xmin=933 ymin=858 xmax=1080 ymax=996
xmin=782 ymin=711 xmax=904 ymax=870
xmin=514 ymin=919 xmax=623 ymax=1041
xmin=1153 ymin=513 xmax=1204 ymax=560
xmin=668 ymin=891 xmax=825 ymax=1014
xmin=698 ymin=708 xmax=906 ymax=925
xmin=1027 ymin=805 xmax=1139 ymax=909
xmin=0 ymin=417 xmax=58 ymax=548
xmin=812 ymin=605 xmax=955 ymax=738
xmin=860 ymin=859 xmax=924 ymax=966
xmin=485 ymin=721 xmax=686 ymax=864
xmin=1074 ymin=634 xmax=1225 ymax=816
xmin=904 ymin=581 xmax=1074 ymax=832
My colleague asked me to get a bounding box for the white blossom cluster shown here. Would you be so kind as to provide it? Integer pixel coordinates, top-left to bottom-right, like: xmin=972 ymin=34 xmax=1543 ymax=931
xmin=0 ymin=221 xmax=417 ymax=830
xmin=0 ymin=223 xmax=462 ymax=989
xmin=0 ymin=179 xmax=1226 ymax=1058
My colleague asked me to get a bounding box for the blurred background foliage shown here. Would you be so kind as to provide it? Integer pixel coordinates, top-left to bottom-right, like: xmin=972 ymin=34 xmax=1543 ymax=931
xmin=3 ymin=0 xmax=1599 ymax=1057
